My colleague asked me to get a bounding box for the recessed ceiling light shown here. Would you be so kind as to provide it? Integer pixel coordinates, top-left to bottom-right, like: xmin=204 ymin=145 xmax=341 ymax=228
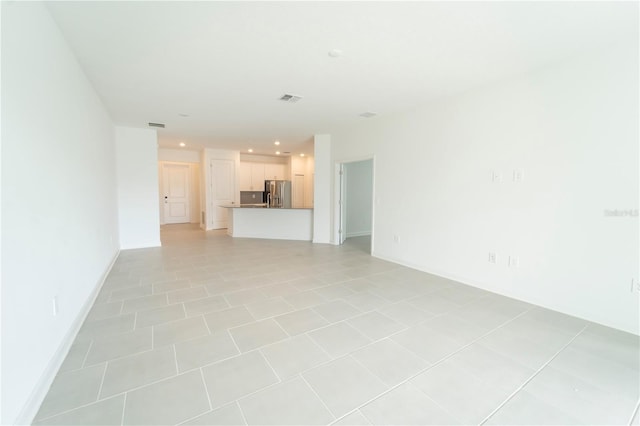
xmin=275 ymin=151 xmax=281 ymax=155
xmin=178 ymin=113 xmax=189 ymax=117
xmin=248 ymin=148 xmax=253 ymax=153
xmin=274 ymin=141 xmax=280 ymax=146
xmin=300 ymin=153 xmax=305 ymax=157
xmin=359 ymin=112 xmax=377 ymax=118
xmin=328 ymin=49 xmax=343 ymax=58
xmin=179 ymin=142 xmax=186 ymax=147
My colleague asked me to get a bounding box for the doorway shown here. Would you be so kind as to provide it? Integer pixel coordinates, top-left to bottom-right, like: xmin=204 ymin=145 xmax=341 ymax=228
xmin=335 ymin=158 xmax=374 ymax=253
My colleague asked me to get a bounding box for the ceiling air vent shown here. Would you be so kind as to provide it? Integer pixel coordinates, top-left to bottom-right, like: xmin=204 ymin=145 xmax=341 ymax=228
xmin=279 ymin=94 xmax=302 ymax=103
xmin=148 ymin=122 xmax=165 ymax=128
xmin=359 ymin=112 xmax=377 ymax=118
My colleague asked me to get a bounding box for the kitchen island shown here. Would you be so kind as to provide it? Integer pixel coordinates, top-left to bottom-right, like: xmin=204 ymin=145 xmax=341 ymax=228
xmin=222 ymin=206 xmax=313 ymax=241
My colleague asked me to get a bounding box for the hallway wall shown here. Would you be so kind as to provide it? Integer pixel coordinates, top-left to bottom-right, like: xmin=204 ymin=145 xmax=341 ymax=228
xmin=1 ymin=2 xmax=120 ymax=423
xmin=331 ymin=42 xmax=639 ymax=334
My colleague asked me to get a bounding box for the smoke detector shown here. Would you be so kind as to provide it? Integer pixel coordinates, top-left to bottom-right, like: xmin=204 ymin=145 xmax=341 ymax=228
xmin=359 ymin=112 xmax=377 ymax=118
xmin=279 ymin=94 xmax=302 ymax=103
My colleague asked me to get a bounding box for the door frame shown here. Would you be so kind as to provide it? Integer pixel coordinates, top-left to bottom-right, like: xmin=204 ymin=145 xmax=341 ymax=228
xmin=333 ymin=156 xmax=375 ymax=253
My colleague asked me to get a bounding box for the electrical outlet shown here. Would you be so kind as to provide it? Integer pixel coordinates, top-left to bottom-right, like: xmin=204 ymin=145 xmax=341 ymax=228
xmin=488 ymin=252 xmax=497 ymax=264
xmin=52 ymin=296 xmax=58 ymax=316
xmin=513 ymin=169 xmax=524 ymax=182
xmin=393 ymin=235 xmax=400 ymax=243
xmin=508 ymin=256 xmax=519 ymax=267
xmin=631 ymin=279 xmax=640 ymax=293
xmin=491 ymin=171 xmax=502 ymax=183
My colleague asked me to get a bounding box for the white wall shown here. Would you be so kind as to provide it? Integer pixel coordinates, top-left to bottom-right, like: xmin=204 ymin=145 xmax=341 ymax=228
xmin=115 ymin=127 xmax=161 ymax=249
xmin=331 ymin=43 xmax=639 ymax=334
xmin=344 ymin=160 xmax=373 ymax=237
xmin=313 ymin=135 xmax=331 ymax=243
xmin=1 ymin=2 xmax=119 ymax=423
xmin=158 ymin=148 xmax=201 ymax=163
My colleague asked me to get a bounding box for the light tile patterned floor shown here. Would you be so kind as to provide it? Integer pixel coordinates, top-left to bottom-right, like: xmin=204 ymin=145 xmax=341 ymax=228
xmin=35 ymin=224 xmax=640 ymax=425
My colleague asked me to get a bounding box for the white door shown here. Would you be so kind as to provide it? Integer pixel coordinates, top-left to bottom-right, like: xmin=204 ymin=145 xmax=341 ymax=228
xmin=162 ymin=164 xmax=190 ymax=224
xmin=210 ymin=159 xmax=235 ymax=229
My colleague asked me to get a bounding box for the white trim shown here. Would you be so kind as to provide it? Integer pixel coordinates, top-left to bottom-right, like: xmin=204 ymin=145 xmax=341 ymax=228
xmin=333 ymin=162 xmax=343 ymax=245
xmin=120 ymin=240 xmax=162 ymax=250
xmin=345 ymin=231 xmax=372 ymax=238
xmin=371 ymin=250 xmax=639 ymax=336
xmin=14 ymin=249 xmax=121 ymax=425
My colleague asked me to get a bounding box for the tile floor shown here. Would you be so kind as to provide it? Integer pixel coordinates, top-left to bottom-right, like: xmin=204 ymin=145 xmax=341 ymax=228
xmin=34 ymin=224 xmax=640 ymax=425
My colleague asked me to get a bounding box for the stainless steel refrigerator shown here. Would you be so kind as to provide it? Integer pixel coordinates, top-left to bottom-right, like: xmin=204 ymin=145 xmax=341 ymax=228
xmin=264 ymin=180 xmax=291 ymax=208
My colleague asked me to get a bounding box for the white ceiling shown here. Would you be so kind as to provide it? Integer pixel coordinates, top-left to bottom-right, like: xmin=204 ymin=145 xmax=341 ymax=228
xmin=46 ymin=1 xmax=637 ymax=156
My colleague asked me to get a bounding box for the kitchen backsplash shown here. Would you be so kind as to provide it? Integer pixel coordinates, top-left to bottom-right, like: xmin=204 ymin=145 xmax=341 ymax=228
xmin=240 ymin=191 xmax=264 ymax=204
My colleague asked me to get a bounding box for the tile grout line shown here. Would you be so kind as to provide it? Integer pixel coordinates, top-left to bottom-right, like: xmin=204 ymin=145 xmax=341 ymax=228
xmin=257 ymin=348 xmax=283 ymax=384
xmin=198 ymin=368 xmax=213 ymax=411
xmin=201 ymin=312 xmax=213 ymax=335
xmin=226 ymin=328 xmax=243 ymax=354
xmin=478 ymin=324 xmax=590 ymax=425
xmin=80 ymin=340 xmax=94 ymax=369
xmin=328 ymin=307 xmax=536 ymax=425
xmin=96 ymin=362 xmax=108 ymax=401
xmin=272 ymin=317 xmax=293 ymax=338
xmin=305 ymin=330 xmax=335 ymax=361
xmin=352 ymin=352 xmax=464 ymax=424
xmin=234 ymin=400 xmax=249 ymax=426
xmin=628 ymin=399 xmax=640 ymax=426
xmin=172 ymin=344 xmax=180 ymax=375
xmin=120 ymin=393 xmax=127 ymax=426
xmin=299 ymin=374 xmax=339 ymax=422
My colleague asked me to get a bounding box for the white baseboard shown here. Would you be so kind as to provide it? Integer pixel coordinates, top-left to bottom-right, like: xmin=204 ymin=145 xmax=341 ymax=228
xmin=371 ymin=251 xmax=639 ymax=337
xmin=120 ymin=240 xmax=162 ymax=250
xmin=371 ymin=251 xmax=487 ymax=291
xmin=345 ymin=231 xmax=372 ymax=238
xmin=14 ymin=249 xmax=120 ymax=425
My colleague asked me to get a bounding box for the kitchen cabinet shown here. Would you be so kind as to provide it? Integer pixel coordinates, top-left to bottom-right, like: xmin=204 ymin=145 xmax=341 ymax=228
xmin=240 ymin=162 xmax=265 ymax=191
xmin=264 ymin=163 xmax=287 ymax=180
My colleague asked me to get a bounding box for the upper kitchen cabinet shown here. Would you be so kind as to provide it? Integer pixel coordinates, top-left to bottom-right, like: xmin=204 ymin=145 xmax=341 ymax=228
xmin=240 ymin=162 xmax=265 ymax=191
xmin=264 ymin=163 xmax=287 ymax=180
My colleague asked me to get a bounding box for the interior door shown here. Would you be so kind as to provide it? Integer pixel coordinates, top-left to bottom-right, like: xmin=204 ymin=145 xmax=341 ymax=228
xmin=210 ymin=159 xmax=235 ymax=229
xmin=162 ymin=163 xmax=190 ymax=224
